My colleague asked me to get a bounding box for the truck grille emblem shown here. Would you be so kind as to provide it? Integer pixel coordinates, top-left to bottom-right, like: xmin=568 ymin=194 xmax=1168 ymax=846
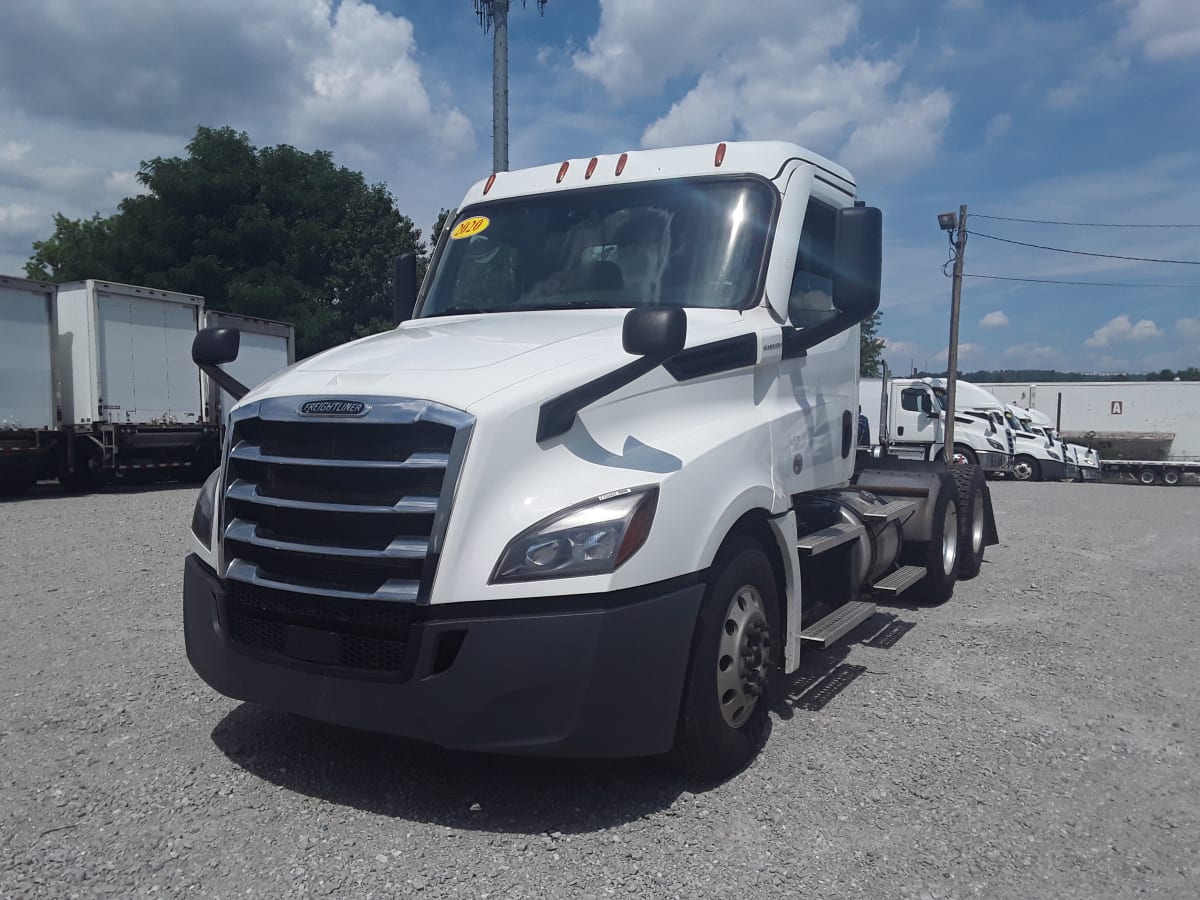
xmin=298 ymin=399 xmax=369 ymax=417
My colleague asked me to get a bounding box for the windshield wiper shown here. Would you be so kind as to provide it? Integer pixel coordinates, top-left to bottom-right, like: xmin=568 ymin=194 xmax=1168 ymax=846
xmin=511 ymin=299 xmax=635 ymax=311
xmin=427 ymin=304 xmax=492 ymax=317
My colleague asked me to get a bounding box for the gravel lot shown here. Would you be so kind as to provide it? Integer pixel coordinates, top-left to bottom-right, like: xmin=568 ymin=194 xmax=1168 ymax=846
xmin=2 ymin=480 xmax=1198 ymax=899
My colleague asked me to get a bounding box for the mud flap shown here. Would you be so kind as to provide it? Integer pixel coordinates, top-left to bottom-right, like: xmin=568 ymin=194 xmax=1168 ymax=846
xmin=980 ymin=484 xmax=1000 ymax=547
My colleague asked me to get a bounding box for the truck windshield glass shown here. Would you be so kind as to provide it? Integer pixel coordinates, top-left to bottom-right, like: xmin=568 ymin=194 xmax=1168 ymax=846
xmin=419 ymin=179 xmax=775 ymax=316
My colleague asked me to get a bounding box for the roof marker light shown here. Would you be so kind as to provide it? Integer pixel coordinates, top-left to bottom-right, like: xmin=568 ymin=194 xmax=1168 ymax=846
xmin=556 ymin=161 xmax=570 ymax=183
xmin=615 ymin=153 xmax=629 ymax=176
xmin=484 ymin=173 xmax=497 ymax=195
xmin=714 ymin=142 xmax=727 ymax=167
xmin=585 ymin=157 xmax=598 ymax=180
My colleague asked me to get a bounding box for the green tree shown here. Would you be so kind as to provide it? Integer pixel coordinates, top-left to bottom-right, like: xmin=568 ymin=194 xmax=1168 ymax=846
xmin=26 ymin=126 xmax=423 ymax=358
xmin=859 ymin=310 xmax=885 ymax=376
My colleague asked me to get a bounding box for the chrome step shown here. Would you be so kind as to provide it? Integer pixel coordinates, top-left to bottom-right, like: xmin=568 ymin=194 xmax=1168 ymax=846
xmin=860 ymin=499 xmax=920 ymax=524
xmin=872 ymin=565 xmax=926 ymax=597
xmin=796 ymin=522 xmax=863 ymax=556
xmin=800 ymin=600 xmax=876 ymax=648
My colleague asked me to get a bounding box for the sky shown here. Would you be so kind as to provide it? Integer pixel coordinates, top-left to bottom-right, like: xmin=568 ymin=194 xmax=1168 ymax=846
xmin=1 ymin=0 xmax=1198 ymax=373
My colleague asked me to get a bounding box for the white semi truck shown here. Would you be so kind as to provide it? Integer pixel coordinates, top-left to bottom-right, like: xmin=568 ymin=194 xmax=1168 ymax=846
xmin=859 ymin=376 xmax=1013 ymax=476
xmin=1022 ymin=406 xmax=1100 ymax=482
xmin=979 ymin=381 xmax=1198 ymax=486
xmin=184 ymin=141 xmax=998 ymax=777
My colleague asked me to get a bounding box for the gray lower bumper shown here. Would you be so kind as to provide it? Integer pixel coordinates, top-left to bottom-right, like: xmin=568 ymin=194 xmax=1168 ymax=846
xmin=184 ymin=555 xmax=705 ymax=758
xmin=977 ymin=450 xmax=1012 ymax=473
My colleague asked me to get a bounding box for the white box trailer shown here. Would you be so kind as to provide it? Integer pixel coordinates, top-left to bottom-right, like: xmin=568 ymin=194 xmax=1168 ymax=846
xmin=202 ymin=311 xmax=295 ymax=427
xmin=53 ymin=280 xmax=219 ymax=485
xmin=0 ymin=275 xmax=60 ymax=493
xmin=977 ymin=381 xmax=1200 ymax=485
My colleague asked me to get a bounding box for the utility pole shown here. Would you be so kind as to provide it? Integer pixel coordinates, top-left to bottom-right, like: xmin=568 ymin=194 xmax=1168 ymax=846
xmin=475 ymin=0 xmax=547 ymax=173
xmin=938 ymin=205 xmax=968 ymax=465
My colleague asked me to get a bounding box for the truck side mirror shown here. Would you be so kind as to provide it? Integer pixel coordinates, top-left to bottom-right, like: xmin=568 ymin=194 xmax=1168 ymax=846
xmin=192 ymin=327 xmax=249 ymax=402
xmin=192 ymin=327 xmax=240 ymax=365
xmin=831 ymin=205 xmax=882 ymax=321
xmin=622 ymin=307 xmax=686 ymax=360
xmin=394 ymin=251 xmax=418 ymax=325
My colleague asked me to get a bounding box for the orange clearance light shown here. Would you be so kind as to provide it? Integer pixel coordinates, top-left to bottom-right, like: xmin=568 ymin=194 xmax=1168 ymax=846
xmin=556 ymin=161 xmax=570 ymax=183
xmin=714 ymin=142 xmax=727 ymax=167
xmin=585 ymin=157 xmax=598 ymax=179
xmin=615 ymin=152 xmax=629 ymax=176
xmin=483 ymin=173 xmax=497 ymax=195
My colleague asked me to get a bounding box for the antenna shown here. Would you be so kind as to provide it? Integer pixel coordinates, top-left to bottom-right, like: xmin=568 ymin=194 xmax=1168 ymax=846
xmin=473 ymin=1 xmax=549 ymax=173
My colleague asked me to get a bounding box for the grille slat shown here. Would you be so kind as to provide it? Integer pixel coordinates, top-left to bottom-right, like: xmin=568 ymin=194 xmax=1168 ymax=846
xmin=219 ymin=402 xmax=471 ymax=677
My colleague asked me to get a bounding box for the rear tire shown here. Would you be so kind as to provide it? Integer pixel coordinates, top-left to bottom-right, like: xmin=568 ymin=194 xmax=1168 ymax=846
xmin=1012 ymin=455 xmax=1040 ymax=482
xmin=906 ymin=472 xmax=960 ymax=604
xmin=1138 ymin=468 xmax=1157 ymax=486
xmin=1163 ymin=469 xmax=1181 ymax=486
xmin=952 ymin=465 xmax=986 ymax=580
xmin=672 ymin=536 xmax=780 ymax=780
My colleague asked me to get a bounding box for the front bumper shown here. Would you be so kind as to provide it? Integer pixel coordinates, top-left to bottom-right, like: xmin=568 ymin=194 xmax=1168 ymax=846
xmin=183 ymin=555 xmax=704 ymax=758
xmin=977 ymin=450 xmax=1012 ymax=474
xmin=1080 ymin=464 xmax=1102 ymax=482
xmin=1039 ymin=458 xmax=1070 ymax=481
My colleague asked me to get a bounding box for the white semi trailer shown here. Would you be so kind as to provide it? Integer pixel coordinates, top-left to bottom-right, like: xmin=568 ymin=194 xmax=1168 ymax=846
xmin=979 ymin=381 xmax=1200 ymax=485
xmin=202 ymin=311 xmax=296 ymax=429
xmin=0 ymin=275 xmax=59 ymax=494
xmin=184 ymin=140 xmax=1000 ymax=777
xmin=52 ymin=280 xmax=219 ymax=487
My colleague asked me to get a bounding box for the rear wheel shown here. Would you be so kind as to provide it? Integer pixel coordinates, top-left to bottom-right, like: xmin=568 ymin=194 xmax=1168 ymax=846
xmin=673 ymin=536 xmax=779 ymax=780
xmin=1163 ymin=469 xmax=1180 ymax=486
xmin=952 ymin=465 xmax=986 ymax=580
xmin=906 ymin=472 xmax=960 ymax=604
xmin=1138 ymin=468 xmax=1157 ymax=486
xmin=1012 ymin=455 xmax=1040 ymax=482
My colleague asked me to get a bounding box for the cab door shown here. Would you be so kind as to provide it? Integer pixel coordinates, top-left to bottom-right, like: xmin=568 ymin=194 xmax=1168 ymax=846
xmin=893 ymin=385 xmax=941 ymax=445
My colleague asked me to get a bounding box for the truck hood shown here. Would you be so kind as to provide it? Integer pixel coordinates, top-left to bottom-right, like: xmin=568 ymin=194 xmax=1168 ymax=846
xmin=238 ymin=308 xmax=745 ymax=413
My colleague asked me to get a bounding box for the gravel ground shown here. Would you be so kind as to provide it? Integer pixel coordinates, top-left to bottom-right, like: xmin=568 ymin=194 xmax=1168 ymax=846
xmin=2 ymin=480 xmax=1198 ymax=899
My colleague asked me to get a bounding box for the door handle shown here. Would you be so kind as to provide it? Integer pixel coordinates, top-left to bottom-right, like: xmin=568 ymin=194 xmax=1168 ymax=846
xmin=897 ymin=426 xmax=904 ymax=435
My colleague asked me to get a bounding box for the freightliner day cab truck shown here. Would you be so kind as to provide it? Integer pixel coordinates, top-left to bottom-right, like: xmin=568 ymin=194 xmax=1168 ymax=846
xmin=859 ymin=376 xmax=1013 ymax=476
xmin=184 ymin=141 xmax=998 ymax=777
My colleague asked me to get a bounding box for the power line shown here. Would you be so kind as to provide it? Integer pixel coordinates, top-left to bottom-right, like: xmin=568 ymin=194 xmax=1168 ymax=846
xmin=966 ymin=230 xmax=1200 ymax=265
xmin=964 ymin=273 xmax=1199 ymax=288
xmin=973 ymin=213 xmax=1200 ymax=228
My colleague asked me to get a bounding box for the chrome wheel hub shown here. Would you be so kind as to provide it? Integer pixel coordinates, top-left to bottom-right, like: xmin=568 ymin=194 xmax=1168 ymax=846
xmin=942 ymin=503 xmax=959 ymax=575
xmin=716 ymin=585 xmax=770 ymax=728
xmin=971 ymin=495 xmax=984 ymax=555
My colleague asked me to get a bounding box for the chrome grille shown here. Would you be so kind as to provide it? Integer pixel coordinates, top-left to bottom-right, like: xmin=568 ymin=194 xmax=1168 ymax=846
xmin=219 ymin=396 xmax=472 ymax=674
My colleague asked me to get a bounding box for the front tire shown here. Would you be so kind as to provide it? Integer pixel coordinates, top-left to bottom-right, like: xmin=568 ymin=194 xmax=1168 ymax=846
xmin=673 ymin=536 xmax=780 ymax=780
xmin=1012 ymin=455 xmax=1040 ymax=482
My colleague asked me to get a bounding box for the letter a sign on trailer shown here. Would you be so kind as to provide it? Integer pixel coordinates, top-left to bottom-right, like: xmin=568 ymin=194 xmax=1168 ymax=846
xmin=1111 ymin=401 xmax=1123 ymax=415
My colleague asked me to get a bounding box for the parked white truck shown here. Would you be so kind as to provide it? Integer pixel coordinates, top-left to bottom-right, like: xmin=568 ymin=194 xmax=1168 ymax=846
xmin=0 ymin=275 xmax=60 ymax=493
xmin=184 ymin=141 xmax=998 ymax=776
xmin=859 ymin=376 xmax=1012 ymax=476
xmin=979 ymin=381 xmax=1198 ymax=485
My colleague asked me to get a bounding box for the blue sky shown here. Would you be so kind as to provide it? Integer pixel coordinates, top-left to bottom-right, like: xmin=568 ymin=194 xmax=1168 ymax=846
xmin=1 ymin=0 xmax=1197 ymax=372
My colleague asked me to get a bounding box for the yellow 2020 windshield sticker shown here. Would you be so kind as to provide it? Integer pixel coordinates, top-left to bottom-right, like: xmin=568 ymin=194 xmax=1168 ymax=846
xmin=450 ymin=216 xmax=490 ymax=240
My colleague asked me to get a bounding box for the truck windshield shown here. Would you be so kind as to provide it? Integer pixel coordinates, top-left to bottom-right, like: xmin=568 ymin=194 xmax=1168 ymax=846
xmin=419 ymin=178 xmax=775 ymax=317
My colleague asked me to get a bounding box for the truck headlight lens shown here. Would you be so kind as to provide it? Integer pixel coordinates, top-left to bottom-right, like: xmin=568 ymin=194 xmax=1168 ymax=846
xmin=986 ymin=437 xmax=1004 ymax=451
xmin=191 ymin=468 xmax=221 ymax=549
xmin=491 ymin=487 xmax=659 ymax=583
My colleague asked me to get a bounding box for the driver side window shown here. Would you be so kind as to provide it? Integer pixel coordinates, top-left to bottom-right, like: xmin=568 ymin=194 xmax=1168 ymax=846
xmin=789 ymin=199 xmax=836 ymax=328
xmin=900 ymin=388 xmax=926 ymax=413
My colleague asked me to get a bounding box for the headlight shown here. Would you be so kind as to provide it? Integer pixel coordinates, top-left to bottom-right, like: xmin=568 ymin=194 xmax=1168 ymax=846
xmin=491 ymin=487 xmax=658 ymax=583
xmin=191 ymin=468 xmax=221 ymax=549
xmin=986 ymin=437 xmax=1004 ymax=451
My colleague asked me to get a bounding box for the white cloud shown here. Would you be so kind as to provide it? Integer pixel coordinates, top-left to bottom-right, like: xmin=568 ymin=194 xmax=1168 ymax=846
xmin=1045 ymin=54 xmax=1130 ymax=109
xmin=1084 ymin=314 xmax=1164 ymax=347
xmin=0 ymin=204 xmax=39 ymax=235
xmin=980 ymin=310 xmax=1009 ymax=328
xmin=576 ymin=0 xmax=953 ymax=179
xmin=1003 ymin=343 xmax=1060 ymax=364
xmin=1177 ymin=317 xmax=1200 ymax=338
xmin=1120 ymin=0 xmax=1200 ymax=59
xmin=984 ymin=113 xmax=1012 ymax=143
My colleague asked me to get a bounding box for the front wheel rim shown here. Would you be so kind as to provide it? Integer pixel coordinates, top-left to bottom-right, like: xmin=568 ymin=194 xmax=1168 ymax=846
xmin=1013 ymin=461 xmax=1033 ymax=480
xmin=716 ymin=585 xmax=769 ymax=729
